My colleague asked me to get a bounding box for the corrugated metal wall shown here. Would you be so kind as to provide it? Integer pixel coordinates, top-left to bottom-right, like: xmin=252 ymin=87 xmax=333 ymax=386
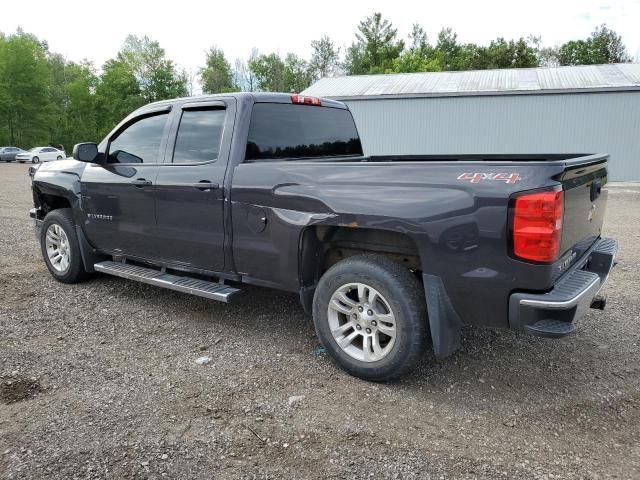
xmin=343 ymin=91 xmax=640 ymax=181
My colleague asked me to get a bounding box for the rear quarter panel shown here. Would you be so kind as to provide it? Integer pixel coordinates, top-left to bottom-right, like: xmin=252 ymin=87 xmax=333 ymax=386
xmin=230 ymin=160 xmax=568 ymax=328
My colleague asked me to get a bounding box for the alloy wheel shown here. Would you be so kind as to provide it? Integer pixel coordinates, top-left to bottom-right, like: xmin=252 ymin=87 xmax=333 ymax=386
xmin=327 ymin=282 xmax=397 ymax=362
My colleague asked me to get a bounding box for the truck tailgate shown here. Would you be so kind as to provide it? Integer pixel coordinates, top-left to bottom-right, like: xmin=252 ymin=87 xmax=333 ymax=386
xmin=560 ymin=155 xmax=608 ymax=257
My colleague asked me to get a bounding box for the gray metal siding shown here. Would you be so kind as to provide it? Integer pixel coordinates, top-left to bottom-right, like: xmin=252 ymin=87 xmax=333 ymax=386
xmin=345 ymin=92 xmax=640 ymax=181
xmin=303 ymin=64 xmax=640 ymax=98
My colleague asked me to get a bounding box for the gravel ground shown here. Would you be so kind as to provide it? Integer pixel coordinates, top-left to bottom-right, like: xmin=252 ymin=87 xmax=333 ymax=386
xmin=0 ymin=162 xmax=638 ymax=479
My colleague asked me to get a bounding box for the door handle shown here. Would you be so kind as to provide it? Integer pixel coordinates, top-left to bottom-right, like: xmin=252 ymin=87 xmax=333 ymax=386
xmin=193 ymin=181 xmax=219 ymax=191
xmin=131 ymin=178 xmax=152 ymax=187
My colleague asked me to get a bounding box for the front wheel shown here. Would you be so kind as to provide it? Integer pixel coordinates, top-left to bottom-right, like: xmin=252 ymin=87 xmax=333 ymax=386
xmin=313 ymin=254 xmax=428 ymax=382
xmin=56 ymin=156 xmax=63 ymax=160
xmin=32 ymin=156 xmax=40 ymax=164
xmin=40 ymin=209 xmax=87 ymax=283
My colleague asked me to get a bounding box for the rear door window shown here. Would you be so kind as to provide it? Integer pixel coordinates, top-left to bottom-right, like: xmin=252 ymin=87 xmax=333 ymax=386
xmin=246 ymin=103 xmax=363 ymax=161
xmin=172 ymin=108 xmax=226 ymax=163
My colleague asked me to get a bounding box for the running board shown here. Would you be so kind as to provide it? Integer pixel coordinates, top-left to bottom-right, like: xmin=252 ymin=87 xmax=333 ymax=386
xmin=94 ymin=261 xmax=241 ymax=303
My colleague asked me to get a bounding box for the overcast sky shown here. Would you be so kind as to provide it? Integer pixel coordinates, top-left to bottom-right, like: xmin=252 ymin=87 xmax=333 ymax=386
xmin=2 ymin=0 xmax=639 ymax=75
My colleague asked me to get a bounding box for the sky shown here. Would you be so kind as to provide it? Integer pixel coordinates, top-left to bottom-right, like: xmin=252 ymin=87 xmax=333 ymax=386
xmin=2 ymin=0 xmax=639 ymax=76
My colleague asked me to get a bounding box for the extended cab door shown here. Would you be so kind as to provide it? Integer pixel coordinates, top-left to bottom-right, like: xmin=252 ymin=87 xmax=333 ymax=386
xmin=152 ymin=99 xmax=236 ymax=272
xmin=80 ymin=107 xmax=171 ymax=258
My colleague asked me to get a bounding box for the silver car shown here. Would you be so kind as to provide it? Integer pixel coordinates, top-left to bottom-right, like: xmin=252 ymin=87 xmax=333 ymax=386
xmin=0 ymin=147 xmax=27 ymax=162
xmin=15 ymin=147 xmax=66 ymax=164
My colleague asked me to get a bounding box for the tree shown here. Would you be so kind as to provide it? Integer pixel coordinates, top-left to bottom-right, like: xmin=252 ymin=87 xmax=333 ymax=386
xmin=47 ymin=53 xmax=98 ymax=148
xmin=469 ymin=37 xmax=539 ymax=69
xmin=234 ymin=48 xmax=259 ymax=92
xmin=283 ymin=53 xmax=312 ymax=92
xmin=434 ymin=28 xmax=470 ymax=71
xmin=538 ymin=46 xmax=560 ymax=67
xmin=391 ymin=24 xmax=441 ymax=73
xmin=344 ymin=13 xmax=404 ymax=74
xmin=94 ymin=58 xmax=144 ymax=138
xmin=200 ymin=46 xmax=236 ymax=94
xmin=557 ymin=25 xmax=631 ymax=65
xmin=0 ymin=29 xmax=51 ymax=147
xmin=249 ymin=53 xmax=285 ymax=91
xmin=309 ymin=35 xmax=340 ymax=80
xmin=117 ymin=35 xmax=188 ymax=102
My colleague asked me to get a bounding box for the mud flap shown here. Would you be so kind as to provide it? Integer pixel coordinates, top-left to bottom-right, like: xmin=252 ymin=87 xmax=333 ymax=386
xmin=75 ymin=226 xmax=107 ymax=273
xmin=423 ymin=274 xmax=463 ymax=358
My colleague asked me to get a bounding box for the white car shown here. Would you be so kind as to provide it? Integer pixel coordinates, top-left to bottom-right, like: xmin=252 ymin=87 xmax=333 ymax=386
xmin=15 ymin=147 xmax=66 ymax=164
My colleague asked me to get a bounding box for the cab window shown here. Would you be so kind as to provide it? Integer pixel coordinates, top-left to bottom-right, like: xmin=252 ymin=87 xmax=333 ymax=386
xmin=108 ymin=112 xmax=169 ymax=164
xmin=172 ymin=108 xmax=226 ymax=164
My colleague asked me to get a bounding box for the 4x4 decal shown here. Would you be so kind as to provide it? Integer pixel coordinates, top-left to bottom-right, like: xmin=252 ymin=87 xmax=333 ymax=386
xmin=457 ymin=172 xmax=522 ymax=184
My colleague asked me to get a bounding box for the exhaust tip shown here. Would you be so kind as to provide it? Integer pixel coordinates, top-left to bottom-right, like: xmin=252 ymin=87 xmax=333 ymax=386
xmin=590 ymin=295 xmax=606 ymax=310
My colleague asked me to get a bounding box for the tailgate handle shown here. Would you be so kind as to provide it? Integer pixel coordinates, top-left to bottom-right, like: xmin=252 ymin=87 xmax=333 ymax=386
xmin=590 ymin=179 xmax=602 ymax=202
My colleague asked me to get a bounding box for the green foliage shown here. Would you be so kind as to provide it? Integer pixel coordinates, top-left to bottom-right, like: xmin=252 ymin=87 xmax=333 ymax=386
xmin=200 ymin=46 xmax=236 ymax=94
xmin=47 ymin=55 xmax=99 ymax=150
xmin=344 ymin=13 xmax=405 ymax=74
xmin=249 ymin=53 xmax=285 ymax=92
xmin=309 ymin=36 xmax=340 ymax=80
xmin=0 ymin=30 xmax=52 ymax=147
xmin=557 ymin=25 xmax=631 ymax=65
xmin=247 ymin=52 xmax=313 ymax=93
xmin=283 ymin=53 xmax=312 ymax=93
xmin=118 ymin=35 xmax=188 ymax=103
xmin=390 ymin=24 xmax=440 ymax=73
xmin=467 ymin=37 xmax=539 ymax=70
xmin=94 ymin=59 xmax=144 ymax=139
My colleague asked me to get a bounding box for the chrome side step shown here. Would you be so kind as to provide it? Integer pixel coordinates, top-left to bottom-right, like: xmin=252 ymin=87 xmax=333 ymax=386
xmin=94 ymin=260 xmax=241 ymax=303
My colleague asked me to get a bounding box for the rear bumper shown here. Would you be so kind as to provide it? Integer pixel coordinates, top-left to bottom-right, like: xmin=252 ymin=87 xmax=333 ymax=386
xmin=508 ymin=237 xmax=617 ymax=338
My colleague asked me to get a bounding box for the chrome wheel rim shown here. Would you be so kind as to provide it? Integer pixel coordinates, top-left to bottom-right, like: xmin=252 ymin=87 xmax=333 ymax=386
xmin=327 ymin=283 xmax=397 ymax=362
xmin=45 ymin=224 xmax=71 ymax=273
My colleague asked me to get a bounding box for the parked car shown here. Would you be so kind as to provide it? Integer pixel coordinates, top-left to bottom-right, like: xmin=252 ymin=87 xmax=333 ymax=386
xmin=28 ymin=93 xmax=617 ymax=381
xmin=0 ymin=147 xmax=27 ymax=162
xmin=16 ymin=146 xmax=66 ymax=163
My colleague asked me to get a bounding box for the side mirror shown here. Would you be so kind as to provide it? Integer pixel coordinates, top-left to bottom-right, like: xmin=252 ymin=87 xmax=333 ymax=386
xmin=73 ymin=142 xmax=98 ymax=163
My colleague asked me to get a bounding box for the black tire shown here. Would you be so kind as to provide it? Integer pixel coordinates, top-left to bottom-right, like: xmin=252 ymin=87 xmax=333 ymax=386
xmin=40 ymin=209 xmax=87 ymax=284
xmin=56 ymin=156 xmax=63 ymax=160
xmin=313 ymin=254 xmax=428 ymax=382
xmin=32 ymin=156 xmax=40 ymax=164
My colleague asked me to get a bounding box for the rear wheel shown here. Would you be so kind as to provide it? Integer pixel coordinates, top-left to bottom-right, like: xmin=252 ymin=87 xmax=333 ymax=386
xmin=56 ymin=156 xmax=63 ymax=160
xmin=313 ymin=254 xmax=428 ymax=381
xmin=32 ymin=156 xmax=40 ymax=164
xmin=40 ymin=209 xmax=87 ymax=283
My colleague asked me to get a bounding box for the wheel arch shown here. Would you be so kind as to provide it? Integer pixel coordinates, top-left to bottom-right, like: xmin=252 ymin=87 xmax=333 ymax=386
xmin=298 ymin=225 xmax=422 ymax=314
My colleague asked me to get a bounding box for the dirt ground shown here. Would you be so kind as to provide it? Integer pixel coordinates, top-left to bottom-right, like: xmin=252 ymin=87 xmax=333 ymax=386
xmin=0 ymin=162 xmax=638 ymax=479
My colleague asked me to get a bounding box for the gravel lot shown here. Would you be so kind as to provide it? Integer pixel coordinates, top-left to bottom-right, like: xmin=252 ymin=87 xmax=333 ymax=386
xmin=0 ymin=162 xmax=638 ymax=479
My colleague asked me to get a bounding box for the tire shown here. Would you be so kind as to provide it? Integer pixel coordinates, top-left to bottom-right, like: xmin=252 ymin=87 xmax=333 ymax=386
xmin=56 ymin=156 xmax=63 ymax=160
xmin=32 ymin=156 xmax=40 ymax=164
xmin=313 ymin=254 xmax=428 ymax=382
xmin=40 ymin=209 xmax=87 ymax=284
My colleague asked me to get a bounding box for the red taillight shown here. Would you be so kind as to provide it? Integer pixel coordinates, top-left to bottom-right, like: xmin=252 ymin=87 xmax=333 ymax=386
xmin=512 ymin=189 xmax=564 ymax=262
xmin=291 ymin=94 xmax=322 ymax=106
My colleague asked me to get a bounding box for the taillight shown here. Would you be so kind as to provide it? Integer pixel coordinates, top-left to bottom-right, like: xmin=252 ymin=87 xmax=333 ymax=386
xmin=291 ymin=94 xmax=322 ymax=106
xmin=512 ymin=189 xmax=564 ymax=262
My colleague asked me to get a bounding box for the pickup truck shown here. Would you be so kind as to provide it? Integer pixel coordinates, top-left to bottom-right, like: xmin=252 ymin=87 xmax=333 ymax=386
xmin=29 ymin=92 xmax=617 ymax=381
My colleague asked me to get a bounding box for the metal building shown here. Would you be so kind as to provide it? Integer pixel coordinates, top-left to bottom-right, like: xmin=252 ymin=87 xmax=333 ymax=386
xmin=302 ymin=63 xmax=640 ymax=181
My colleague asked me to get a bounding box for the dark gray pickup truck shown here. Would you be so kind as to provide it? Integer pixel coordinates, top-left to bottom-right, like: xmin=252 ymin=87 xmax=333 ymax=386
xmin=29 ymin=92 xmax=617 ymax=381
